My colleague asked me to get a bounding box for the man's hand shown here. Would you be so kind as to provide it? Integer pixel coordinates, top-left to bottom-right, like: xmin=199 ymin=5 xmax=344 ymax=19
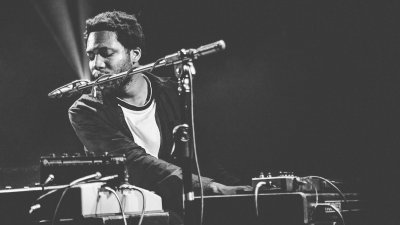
xmin=208 ymin=182 xmax=253 ymax=195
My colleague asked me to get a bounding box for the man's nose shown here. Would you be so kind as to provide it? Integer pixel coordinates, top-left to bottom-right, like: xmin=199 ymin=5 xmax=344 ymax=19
xmin=92 ymin=54 xmax=106 ymax=70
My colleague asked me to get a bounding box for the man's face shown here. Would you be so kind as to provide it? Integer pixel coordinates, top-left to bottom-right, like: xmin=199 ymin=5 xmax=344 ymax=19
xmin=86 ymin=31 xmax=134 ymax=94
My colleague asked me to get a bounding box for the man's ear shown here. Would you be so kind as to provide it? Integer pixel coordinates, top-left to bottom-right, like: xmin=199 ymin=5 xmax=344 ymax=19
xmin=129 ymin=48 xmax=142 ymax=64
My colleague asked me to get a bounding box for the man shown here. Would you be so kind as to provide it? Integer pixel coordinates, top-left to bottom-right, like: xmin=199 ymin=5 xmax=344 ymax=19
xmin=69 ymin=11 xmax=249 ymax=212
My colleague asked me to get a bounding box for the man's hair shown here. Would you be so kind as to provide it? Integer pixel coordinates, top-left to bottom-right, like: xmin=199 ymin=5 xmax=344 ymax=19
xmin=85 ymin=11 xmax=145 ymax=51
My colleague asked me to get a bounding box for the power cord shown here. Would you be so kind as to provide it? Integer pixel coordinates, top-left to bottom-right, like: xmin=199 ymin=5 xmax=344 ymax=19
xmin=188 ymin=64 xmax=205 ymax=225
xmin=254 ymin=181 xmax=266 ymax=217
xmin=303 ymin=176 xmax=346 ymax=225
xmin=103 ymin=186 xmax=128 ymax=225
xmin=311 ymin=180 xmax=319 ymax=205
xmin=51 ymin=172 xmax=102 ymax=225
xmin=304 ymin=176 xmax=347 ymax=203
xmin=314 ymin=203 xmax=346 ymax=225
xmin=120 ymin=184 xmax=146 ymax=225
xmin=30 ymin=172 xmax=103 ymax=214
xmin=51 ymin=187 xmax=71 ymax=225
xmin=172 ymin=63 xmax=204 ymax=225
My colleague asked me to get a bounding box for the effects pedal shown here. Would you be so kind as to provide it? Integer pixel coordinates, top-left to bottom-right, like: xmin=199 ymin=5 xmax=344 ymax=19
xmin=252 ymin=172 xmax=305 ymax=192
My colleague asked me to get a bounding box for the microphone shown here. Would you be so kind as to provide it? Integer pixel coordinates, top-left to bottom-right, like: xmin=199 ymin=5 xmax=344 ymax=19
xmin=48 ymin=40 xmax=227 ymax=98
xmin=194 ymin=40 xmax=226 ymax=57
xmin=41 ymin=174 xmax=55 ymax=188
xmin=69 ymin=172 xmax=102 ymax=186
xmin=30 ymin=172 xmax=102 ymax=214
xmin=164 ymin=40 xmax=226 ymax=66
xmin=48 ymin=79 xmax=90 ymax=98
xmin=35 ymin=172 xmax=102 ymax=202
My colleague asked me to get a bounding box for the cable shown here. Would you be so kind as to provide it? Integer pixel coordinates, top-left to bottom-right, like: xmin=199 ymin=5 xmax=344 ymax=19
xmin=314 ymin=203 xmax=346 ymax=225
xmin=312 ymin=181 xmax=319 ymax=205
xmin=304 ymin=176 xmax=347 ymax=203
xmin=327 ymin=204 xmax=345 ymax=225
xmin=120 ymin=184 xmax=146 ymax=225
xmin=51 ymin=186 xmax=70 ymax=225
xmin=29 ymin=187 xmax=64 ymax=215
xmin=69 ymin=172 xmax=102 ymax=186
xmin=304 ymin=176 xmax=346 ymax=225
xmin=134 ymin=188 xmax=146 ymax=225
xmin=188 ymin=67 xmax=205 ymax=225
xmin=34 ymin=188 xmax=59 ymax=203
xmin=104 ymin=187 xmax=128 ymax=225
xmin=47 ymin=172 xmax=102 ymax=225
xmin=301 ymin=177 xmax=319 ymax=205
xmin=95 ymin=188 xmax=101 ymax=216
xmin=254 ymin=182 xmax=266 ymax=217
xmin=31 ymin=172 xmax=102 ymax=215
xmin=88 ymin=174 xmax=120 ymax=215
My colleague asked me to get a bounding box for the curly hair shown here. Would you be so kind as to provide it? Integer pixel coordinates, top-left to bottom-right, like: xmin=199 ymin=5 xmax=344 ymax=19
xmin=84 ymin=11 xmax=145 ymax=51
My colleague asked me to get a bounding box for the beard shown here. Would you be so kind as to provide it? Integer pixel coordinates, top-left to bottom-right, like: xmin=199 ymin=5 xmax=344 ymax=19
xmin=99 ymin=74 xmax=132 ymax=96
xmin=93 ymin=58 xmax=135 ymax=97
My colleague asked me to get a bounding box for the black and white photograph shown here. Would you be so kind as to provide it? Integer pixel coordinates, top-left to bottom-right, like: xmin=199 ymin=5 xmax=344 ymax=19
xmin=0 ymin=0 xmax=399 ymax=224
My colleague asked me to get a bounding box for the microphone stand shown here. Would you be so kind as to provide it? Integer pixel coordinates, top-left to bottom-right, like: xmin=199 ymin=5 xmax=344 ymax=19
xmin=48 ymin=40 xmax=226 ymax=99
xmin=173 ymin=60 xmax=196 ymax=225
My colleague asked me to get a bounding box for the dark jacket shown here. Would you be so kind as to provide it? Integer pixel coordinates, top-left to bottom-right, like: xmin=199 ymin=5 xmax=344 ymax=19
xmin=68 ymin=74 xmax=219 ymax=191
xmin=69 ymin=74 xmax=242 ymax=212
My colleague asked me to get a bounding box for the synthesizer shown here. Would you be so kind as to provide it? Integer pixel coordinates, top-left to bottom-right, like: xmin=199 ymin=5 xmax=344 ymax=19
xmin=193 ymin=192 xmax=363 ymax=225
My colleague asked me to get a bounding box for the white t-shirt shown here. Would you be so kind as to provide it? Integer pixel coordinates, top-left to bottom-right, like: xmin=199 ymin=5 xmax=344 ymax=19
xmin=116 ymin=76 xmax=160 ymax=158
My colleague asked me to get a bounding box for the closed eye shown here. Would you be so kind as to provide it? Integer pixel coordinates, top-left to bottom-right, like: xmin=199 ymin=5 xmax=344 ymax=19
xmin=86 ymin=48 xmax=114 ymax=61
xmin=99 ymin=48 xmax=114 ymax=58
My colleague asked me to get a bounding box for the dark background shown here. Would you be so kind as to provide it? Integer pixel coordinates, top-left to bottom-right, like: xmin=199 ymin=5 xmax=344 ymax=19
xmin=0 ymin=0 xmax=399 ymax=223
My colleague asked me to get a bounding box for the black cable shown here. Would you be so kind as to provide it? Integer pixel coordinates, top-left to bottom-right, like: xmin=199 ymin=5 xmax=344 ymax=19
xmin=95 ymin=188 xmax=101 ymax=216
xmin=188 ymin=66 xmax=205 ymax=225
xmin=46 ymin=173 xmax=102 ymax=225
xmin=34 ymin=188 xmax=60 ymax=203
xmin=30 ymin=184 xmax=67 ymax=215
xmin=51 ymin=186 xmax=72 ymax=225
xmin=51 ymin=186 xmax=70 ymax=225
